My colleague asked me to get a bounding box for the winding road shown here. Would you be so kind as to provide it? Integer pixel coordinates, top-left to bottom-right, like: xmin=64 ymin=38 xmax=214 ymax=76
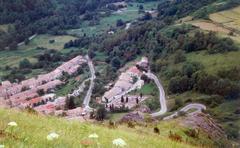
xmin=163 ymin=103 xmax=207 ymax=120
xmin=144 ymin=71 xmax=206 ymax=118
xmin=144 ymin=71 xmax=167 ymax=117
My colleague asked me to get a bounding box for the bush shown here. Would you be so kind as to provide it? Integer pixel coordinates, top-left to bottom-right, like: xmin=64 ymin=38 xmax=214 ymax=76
xmin=19 ymin=58 xmax=32 ymax=69
xmin=116 ymin=19 xmax=124 ymax=27
xmin=127 ymin=121 xmax=135 ymax=128
xmin=96 ymin=105 xmax=107 ymax=121
xmin=184 ymin=128 xmax=199 ymax=138
xmin=168 ymin=131 xmax=182 ymax=142
xmin=154 ymin=127 xmax=160 ymax=134
xmin=145 ymin=97 xmax=160 ymax=111
xmin=182 ymin=62 xmax=202 ymax=77
xmin=225 ymin=124 xmax=239 ymax=139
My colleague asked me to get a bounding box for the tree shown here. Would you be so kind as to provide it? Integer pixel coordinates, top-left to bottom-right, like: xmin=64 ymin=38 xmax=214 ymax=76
xmin=65 ymin=96 xmax=76 ymax=110
xmin=19 ymin=58 xmax=32 ymax=69
xmin=121 ymin=96 xmax=124 ymax=103
xmin=37 ymin=89 xmax=45 ymax=96
xmin=138 ymin=4 xmax=144 ymax=13
xmin=111 ymin=57 xmax=121 ymax=69
xmin=96 ymin=105 xmax=107 ymax=121
xmin=182 ymin=62 xmax=202 ymax=77
xmin=142 ymin=12 xmax=152 ymax=20
xmin=126 ymin=96 xmax=129 ymax=103
xmin=116 ymin=19 xmax=124 ymax=27
xmin=136 ymin=97 xmax=139 ymax=104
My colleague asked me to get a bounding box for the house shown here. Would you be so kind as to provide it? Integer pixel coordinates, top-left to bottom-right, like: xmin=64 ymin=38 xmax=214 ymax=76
xmin=0 ymin=55 xmax=87 ymax=108
xmin=137 ymin=57 xmax=149 ymax=71
xmin=127 ymin=66 xmax=142 ymax=77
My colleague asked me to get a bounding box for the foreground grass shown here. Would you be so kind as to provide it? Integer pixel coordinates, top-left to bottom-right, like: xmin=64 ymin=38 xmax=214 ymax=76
xmin=0 ymin=109 xmax=195 ymax=148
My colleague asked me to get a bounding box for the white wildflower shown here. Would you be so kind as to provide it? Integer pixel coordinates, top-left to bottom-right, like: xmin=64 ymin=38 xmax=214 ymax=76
xmin=0 ymin=145 xmax=4 ymax=148
xmin=47 ymin=132 xmax=59 ymax=141
xmin=112 ymin=138 xmax=127 ymax=147
xmin=88 ymin=133 xmax=99 ymax=139
xmin=8 ymin=121 xmax=17 ymax=127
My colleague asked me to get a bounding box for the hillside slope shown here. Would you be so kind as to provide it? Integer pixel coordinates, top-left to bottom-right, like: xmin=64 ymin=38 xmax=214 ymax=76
xmin=0 ymin=109 xmax=200 ymax=148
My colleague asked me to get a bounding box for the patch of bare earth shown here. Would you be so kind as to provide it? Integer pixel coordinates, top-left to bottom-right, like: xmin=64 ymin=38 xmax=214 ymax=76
xmin=181 ymin=113 xmax=226 ymax=140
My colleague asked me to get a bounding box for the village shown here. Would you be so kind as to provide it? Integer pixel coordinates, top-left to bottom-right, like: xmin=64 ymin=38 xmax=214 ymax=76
xmin=0 ymin=55 xmax=151 ymax=121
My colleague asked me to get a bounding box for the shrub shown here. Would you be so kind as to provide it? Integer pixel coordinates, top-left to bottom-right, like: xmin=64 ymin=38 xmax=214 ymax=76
xmin=182 ymin=62 xmax=203 ymax=77
xmin=154 ymin=127 xmax=160 ymax=134
xmin=184 ymin=128 xmax=199 ymax=138
xmin=127 ymin=122 xmax=135 ymax=128
xmin=96 ymin=105 xmax=107 ymax=121
xmin=19 ymin=58 xmax=32 ymax=69
xmin=168 ymin=131 xmax=182 ymax=142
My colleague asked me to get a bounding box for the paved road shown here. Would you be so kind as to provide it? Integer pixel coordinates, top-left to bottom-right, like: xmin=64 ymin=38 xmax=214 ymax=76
xmin=144 ymin=71 xmax=167 ymax=117
xmin=163 ymin=103 xmax=206 ymax=120
xmin=17 ymin=34 xmax=37 ymax=46
xmin=144 ymin=71 xmax=206 ymax=118
xmin=82 ymin=56 xmax=96 ymax=110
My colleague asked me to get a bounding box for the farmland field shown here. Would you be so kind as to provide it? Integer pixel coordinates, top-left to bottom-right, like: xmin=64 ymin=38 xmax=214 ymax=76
xmin=0 ymin=34 xmax=76 ymax=68
xmin=209 ymin=6 xmax=240 ymax=31
xmin=19 ymin=34 xmax=77 ymax=51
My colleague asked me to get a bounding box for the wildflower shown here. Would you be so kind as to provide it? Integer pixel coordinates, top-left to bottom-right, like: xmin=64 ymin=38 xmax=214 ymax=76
xmin=47 ymin=132 xmax=59 ymax=141
xmin=8 ymin=121 xmax=17 ymax=127
xmin=112 ymin=138 xmax=127 ymax=147
xmin=88 ymin=133 xmax=99 ymax=139
xmin=0 ymin=145 xmax=4 ymax=148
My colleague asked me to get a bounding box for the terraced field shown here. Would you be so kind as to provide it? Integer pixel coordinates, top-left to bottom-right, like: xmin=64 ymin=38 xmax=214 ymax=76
xmin=185 ymin=6 xmax=240 ymax=44
xmin=209 ymin=6 xmax=240 ymax=31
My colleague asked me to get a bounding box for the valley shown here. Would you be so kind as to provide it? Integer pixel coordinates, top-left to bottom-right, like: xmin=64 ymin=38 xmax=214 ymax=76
xmin=0 ymin=0 xmax=240 ymax=147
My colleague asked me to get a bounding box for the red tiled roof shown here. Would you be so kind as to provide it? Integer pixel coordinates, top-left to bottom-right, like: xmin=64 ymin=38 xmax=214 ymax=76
xmin=28 ymin=97 xmax=42 ymax=104
xmin=127 ymin=66 xmax=141 ymax=75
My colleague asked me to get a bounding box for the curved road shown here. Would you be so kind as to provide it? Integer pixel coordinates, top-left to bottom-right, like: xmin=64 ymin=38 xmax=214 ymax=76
xmin=144 ymin=71 xmax=167 ymax=117
xmin=144 ymin=71 xmax=206 ymax=118
xmin=163 ymin=103 xmax=206 ymax=120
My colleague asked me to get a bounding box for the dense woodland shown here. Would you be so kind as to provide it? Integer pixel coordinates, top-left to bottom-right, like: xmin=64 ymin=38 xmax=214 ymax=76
xmin=0 ymin=0 xmax=124 ymax=50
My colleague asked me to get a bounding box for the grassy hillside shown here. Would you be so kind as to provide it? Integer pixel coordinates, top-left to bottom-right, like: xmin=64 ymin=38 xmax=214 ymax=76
xmin=0 ymin=109 xmax=203 ymax=148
